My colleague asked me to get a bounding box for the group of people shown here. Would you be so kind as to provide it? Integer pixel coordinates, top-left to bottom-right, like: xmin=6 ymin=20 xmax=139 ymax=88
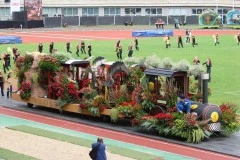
xmin=37 ymin=40 xmax=92 ymax=57
xmin=164 ymin=31 xmax=240 ymax=49
xmin=115 ymin=37 xmax=139 ymax=60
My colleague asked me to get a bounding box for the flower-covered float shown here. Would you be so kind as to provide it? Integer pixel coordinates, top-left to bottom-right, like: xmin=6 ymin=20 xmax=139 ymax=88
xmin=12 ymin=53 xmax=240 ymax=143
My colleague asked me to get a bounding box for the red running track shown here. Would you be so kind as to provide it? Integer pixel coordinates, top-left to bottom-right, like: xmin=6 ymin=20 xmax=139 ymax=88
xmin=0 ymin=107 xmax=238 ymax=160
xmin=1 ymin=29 xmax=240 ymax=43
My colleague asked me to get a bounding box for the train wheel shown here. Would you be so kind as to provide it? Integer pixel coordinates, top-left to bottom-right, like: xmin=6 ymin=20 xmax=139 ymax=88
xmin=27 ymin=103 xmax=33 ymax=108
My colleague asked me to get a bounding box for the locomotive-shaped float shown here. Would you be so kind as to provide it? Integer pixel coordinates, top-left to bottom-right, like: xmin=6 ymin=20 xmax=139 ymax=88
xmin=10 ymin=53 xmax=238 ymax=143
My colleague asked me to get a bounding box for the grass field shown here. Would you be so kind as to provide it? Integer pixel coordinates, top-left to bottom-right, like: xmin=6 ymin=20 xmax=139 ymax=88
xmin=1 ymin=33 xmax=239 ymax=107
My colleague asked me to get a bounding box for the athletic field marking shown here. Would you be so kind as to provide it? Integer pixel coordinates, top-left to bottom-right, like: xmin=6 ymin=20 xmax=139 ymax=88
xmin=0 ymin=107 xmax=238 ymax=160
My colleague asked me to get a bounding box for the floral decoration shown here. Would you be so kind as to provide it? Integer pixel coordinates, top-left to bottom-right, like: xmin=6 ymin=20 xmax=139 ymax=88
xmin=20 ymin=81 xmax=32 ymax=100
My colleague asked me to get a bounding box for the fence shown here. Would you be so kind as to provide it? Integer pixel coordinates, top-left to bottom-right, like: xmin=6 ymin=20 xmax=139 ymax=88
xmin=44 ymin=15 xmax=199 ymax=28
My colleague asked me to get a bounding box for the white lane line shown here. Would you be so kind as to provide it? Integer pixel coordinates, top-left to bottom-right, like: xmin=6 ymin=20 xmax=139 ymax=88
xmin=0 ymin=107 xmax=238 ymax=160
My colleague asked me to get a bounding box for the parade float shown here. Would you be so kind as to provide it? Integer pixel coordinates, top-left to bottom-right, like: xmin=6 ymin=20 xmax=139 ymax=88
xmin=199 ymin=10 xmax=222 ymax=29
xmin=11 ymin=53 xmax=240 ymax=143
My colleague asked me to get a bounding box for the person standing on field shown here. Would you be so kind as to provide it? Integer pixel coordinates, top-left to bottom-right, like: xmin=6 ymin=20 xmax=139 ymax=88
xmin=213 ymin=33 xmax=220 ymax=46
xmin=234 ymin=33 xmax=240 ymax=45
xmin=38 ymin=42 xmax=43 ymax=53
xmin=76 ymin=44 xmax=80 ymax=57
xmin=0 ymin=71 xmax=4 ymax=96
xmin=202 ymin=58 xmax=212 ymax=82
xmin=49 ymin=42 xmax=54 ymax=54
xmin=191 ymin=36 xmax=198 ymax=47
xmin=87 ymin=43 xmax=92 ymax=57
xmin=81 ymin=41 xmax=86 ymax=54
xmin=115 ymin=40 xmax=121 ymax=52
xmin=177 ymin=35 xmax=183 ymax=48
xmin=134 ymin=37 xmax=139 ymax=50
xmin=128 ymin=43 xmax=133 ymax=57
xmin=117 ymin=44 xmax=123 ymax=60
xmin=66 ymin=41 xmax=72 ymax=53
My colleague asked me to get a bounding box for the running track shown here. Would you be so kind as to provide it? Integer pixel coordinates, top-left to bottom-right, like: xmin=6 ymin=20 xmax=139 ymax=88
xmin=1 ymin=29 xmax=240 ymax=43
xmin=0 ymin=106 xmax=238 ymax=160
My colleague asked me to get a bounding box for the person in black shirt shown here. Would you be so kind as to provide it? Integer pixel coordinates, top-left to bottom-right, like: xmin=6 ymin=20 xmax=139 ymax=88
xmin=191 ymin=36 xmax=198 ymax=47
xmin=177 ymin=35 xmax=183 ymax=48
xmin=128 ymin=44 xmax=133 ymax=57
xmin=87 ymin=43 xmax=92 ymax=57
xmin=80 ymin=41 xmax=86 ymax=54
xmin=235 ymin=33 xmax=240 ymax=45
xmin=202 ymin=58 xmax=212 ymax=82
xmin=49 ymin=42 xmax=54 ymax=54
xmin=66 ymin=41 xmax=72 ymax=53
xmin=115 ymin=40 xmax=120 ymax=52
xmin=0 ymin=71 xmax=4 ymax=96
xmin=12 ymin=46 xmax=18 ymax=63
xmin=3 ymin=53 xmax=11 ymax=74
xmin=117 ymin=44 xmax=123 ymax=60
xmin=38 ymin=42 xmax=43 ymax=53
xmin=134 ymin=37 xmax=139 ymax=51
xmin=76 ymin=44 xmax=80 ymax=57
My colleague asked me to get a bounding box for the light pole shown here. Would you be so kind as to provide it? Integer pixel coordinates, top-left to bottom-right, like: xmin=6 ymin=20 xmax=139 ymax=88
xmin=233 ymin=0 xmax=235 ymax=10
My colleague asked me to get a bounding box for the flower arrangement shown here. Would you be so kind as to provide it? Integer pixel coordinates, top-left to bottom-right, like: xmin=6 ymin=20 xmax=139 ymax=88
xmin=48 ymin=82 xmax=64 ymax=99
xmin=38 ymin=55 xmax=60 ymax=72
xmin=170 ymin=113 xmax=207 ymax=143
xmin=220 ymin=103 xmax=240 ymax=136
xmin=117 ymin=101 xmax=136 ymax=117
xmin=20 ymin=81 xmax=32 ymax=100
xmin=56 ymin=77 xmax=80 ymax=108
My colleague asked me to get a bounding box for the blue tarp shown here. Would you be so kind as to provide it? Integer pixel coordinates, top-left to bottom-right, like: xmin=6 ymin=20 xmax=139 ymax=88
xmin=132 ymin=29 xmax=174 ymax=37
xmin=0 ymin=36 xmax=22 ymax=44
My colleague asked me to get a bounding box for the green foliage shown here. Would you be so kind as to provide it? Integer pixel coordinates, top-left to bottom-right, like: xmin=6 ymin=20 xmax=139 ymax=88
xmin=110 ymin=108 xmax=119 ymax=122
xmin=162 ymin=57 xmax=174 ymax=69
xmin=82 ymin=88 xmax=98 ymax=100
xmin=38 ymin=55 xmax=60 ymax=72
xmin=38 ymin=61 xmax=59 ymax=72
xmin=123 ymin=57 xmax=145 ymax=66
xmin=220 ymin=103 xmax=240 ymax=136
xmin=143 ymin=55 xmax=162 ymax=68
xmin=32 ymin=72 xmax=39 ymax=84
xmin=117 ymin=105 xmax=134 ymax=117
xmin=166 ymin=83 xmax=178 ymax=108
xmin=52 ymin=52 xmax=71 ymax=63
xmin=172 ymin=59 xmax=191 ymax=71
xmin=17 ymin=68 xmax=27 ymax=84
xmin=141 ymin=99 xmax=155 ymax=112
xmin=140 ymin=118 xmax=158 ymax=130
xmin=23 ymin=54 xmax=34 ymax=69
xmin=88 ymin=106 xmax=100 ymax=116
xmin=188 ymin=64 xmax=205 ymax=77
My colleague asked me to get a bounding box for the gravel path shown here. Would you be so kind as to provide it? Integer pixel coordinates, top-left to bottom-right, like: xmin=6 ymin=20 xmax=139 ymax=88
xmin=0 ymin=128 xmax=135 ymax=160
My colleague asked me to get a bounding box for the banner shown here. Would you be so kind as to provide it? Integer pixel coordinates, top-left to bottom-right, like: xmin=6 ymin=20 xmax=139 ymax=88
xmin=24 ymin=0 xmax=42 ymax=20
xmin=10 ymin=0 xmax=20 ymax=14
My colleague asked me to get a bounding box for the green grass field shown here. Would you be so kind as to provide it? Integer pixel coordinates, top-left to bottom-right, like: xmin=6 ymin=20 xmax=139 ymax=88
xmin=1 ymin=34 xmax=239 ymax=107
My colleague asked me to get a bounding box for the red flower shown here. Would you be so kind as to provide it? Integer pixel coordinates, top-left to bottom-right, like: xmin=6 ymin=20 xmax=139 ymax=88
xmin=155 ymin=113 xmax=173 ymax=121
